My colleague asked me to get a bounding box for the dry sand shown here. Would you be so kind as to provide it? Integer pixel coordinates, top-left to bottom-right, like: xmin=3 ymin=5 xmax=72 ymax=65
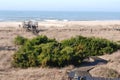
xmin=0 ymin=21 xmax=120 ymax=80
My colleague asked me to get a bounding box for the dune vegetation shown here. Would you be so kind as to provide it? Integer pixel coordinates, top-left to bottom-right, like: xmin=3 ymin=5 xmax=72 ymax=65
xmin=12 ymin=35 xmax=120 ymax=68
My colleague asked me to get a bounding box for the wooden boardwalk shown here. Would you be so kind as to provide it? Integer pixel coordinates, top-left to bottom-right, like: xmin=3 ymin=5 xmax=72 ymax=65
xmin=68 ymin=70 xmax=120 ymax=80
xmin=68 ymin=56 xmax=120 ymax=80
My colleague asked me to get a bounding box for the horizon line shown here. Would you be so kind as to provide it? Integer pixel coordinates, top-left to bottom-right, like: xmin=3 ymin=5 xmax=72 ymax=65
xmin=0 ymin=10 xmax=120 ymax=12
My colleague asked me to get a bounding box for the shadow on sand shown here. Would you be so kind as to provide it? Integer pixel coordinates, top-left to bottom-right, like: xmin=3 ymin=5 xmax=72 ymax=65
xmin=81 ymin=56 xmax=108 ymax=67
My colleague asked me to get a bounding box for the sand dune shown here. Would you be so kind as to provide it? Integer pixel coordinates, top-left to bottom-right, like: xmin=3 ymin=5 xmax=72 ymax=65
xmin=0 ymin=21 xmax=120 ymax=80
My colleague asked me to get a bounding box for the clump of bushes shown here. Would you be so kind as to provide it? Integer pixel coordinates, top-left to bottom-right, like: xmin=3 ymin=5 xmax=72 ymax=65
xmin=61 ymin=36 xmax=120 ymax=56
xmin=12 ymin=35 xmax=120 ymax=68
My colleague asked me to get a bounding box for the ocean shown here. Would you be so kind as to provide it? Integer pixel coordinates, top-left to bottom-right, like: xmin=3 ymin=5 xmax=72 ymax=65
xmin=0 ymin=11 xmax=120 ymax=21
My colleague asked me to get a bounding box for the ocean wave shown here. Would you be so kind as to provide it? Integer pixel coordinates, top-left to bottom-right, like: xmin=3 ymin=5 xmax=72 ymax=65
xmin=43 ymin=19 xmax=69 ymax=22
xmin=44 ymin=19 xmax=59 ymax=22
xmin=63 ymin=19 xmax=69 ymax=22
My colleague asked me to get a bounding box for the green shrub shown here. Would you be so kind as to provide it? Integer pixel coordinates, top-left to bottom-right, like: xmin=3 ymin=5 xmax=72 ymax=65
xmin=38 ymin=42 xmax=60 ymax=67
xmin=12 ymin=46 xmax=40 ymax=68
xmin=14 ymin=35 xmax=27 ymax=45
xmin=12 ymin=35 xmax=120 ymax=68
xmin=61 ymin=36 xmax=120 ymax=56
xmin=30 ymin=35 xmax=56 ymax=45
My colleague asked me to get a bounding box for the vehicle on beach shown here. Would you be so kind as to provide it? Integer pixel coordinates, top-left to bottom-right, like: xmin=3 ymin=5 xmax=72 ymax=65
xmin=22 ymin=20 xmax=39 ymax=34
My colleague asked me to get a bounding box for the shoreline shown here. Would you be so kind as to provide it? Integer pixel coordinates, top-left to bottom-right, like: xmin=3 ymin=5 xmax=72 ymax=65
xmin=0 ymin=20 xmax=120 ymax=42
xmin=0 ymin=20 xmax=120 ymax=28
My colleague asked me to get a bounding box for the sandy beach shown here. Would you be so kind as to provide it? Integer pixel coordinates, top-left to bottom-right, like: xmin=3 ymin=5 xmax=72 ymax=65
xmin=0 ymin=21 xmax=120 ymax=80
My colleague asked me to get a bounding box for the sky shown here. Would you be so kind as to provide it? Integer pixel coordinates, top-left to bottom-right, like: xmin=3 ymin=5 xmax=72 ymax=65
xmin=0 ymin=0 xmax=120 ymax=12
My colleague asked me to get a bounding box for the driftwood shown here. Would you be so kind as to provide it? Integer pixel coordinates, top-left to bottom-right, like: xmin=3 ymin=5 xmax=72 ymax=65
xmin=22 ymin=20 xmax=39 ymax=34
